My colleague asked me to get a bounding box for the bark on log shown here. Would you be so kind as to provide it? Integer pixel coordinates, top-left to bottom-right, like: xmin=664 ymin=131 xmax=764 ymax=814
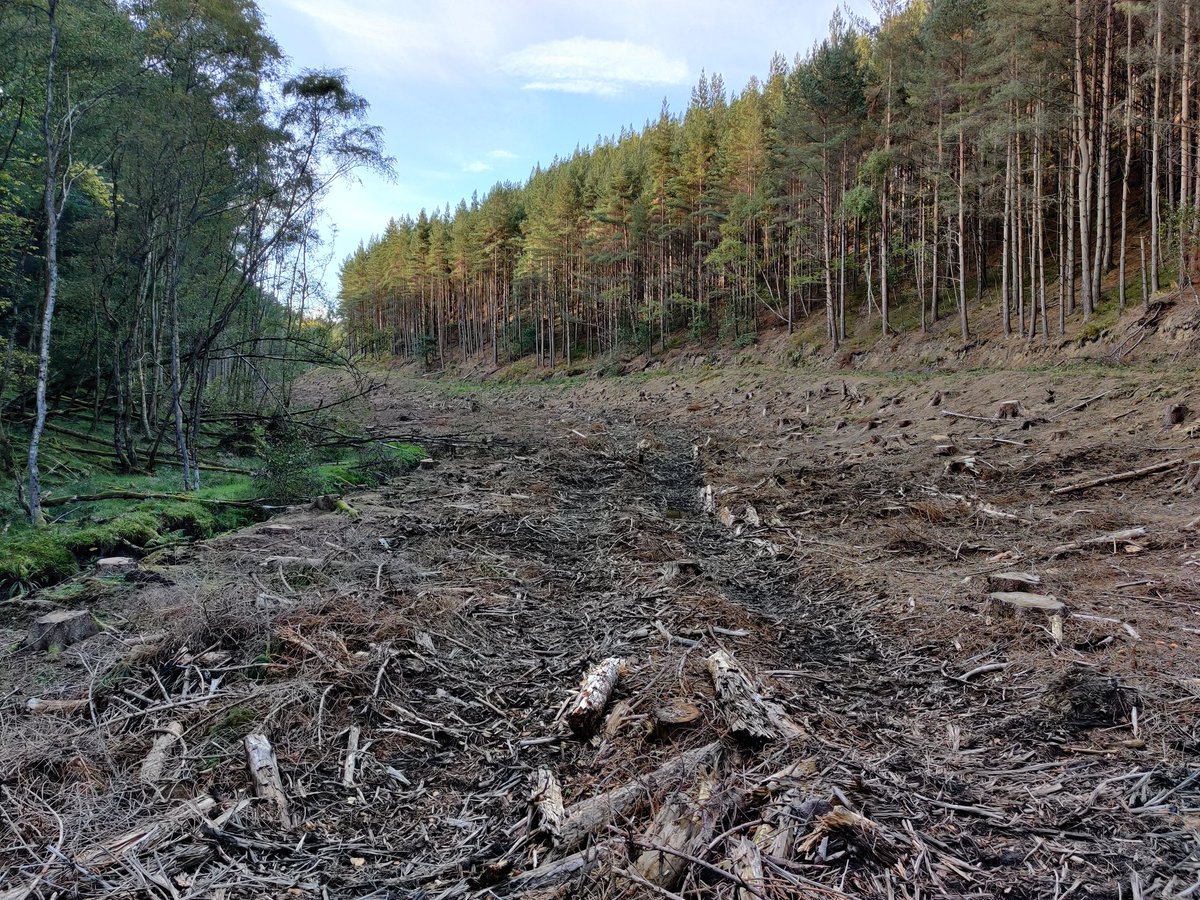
xmin=707 ymin=649 xmax=802 ymax=741
xmin=140 ymin=721 xmax=184 ymax=785
xmin=566 ymin=656 xmax=624 ymax=736
xmin=529 ymin=767 xmax=565 ymax=846
xmin=632 ymin=793 xmax=702 ymax=887
xmin=554 ymin=741 xmax=722 ymax=851
xmin=1050 ymin=458 xmax=1184 ymax=495
xmin=245 ymin=733 xmax=291 ymax=828
xmin=25 ymin=609 xmax=99 ymax=651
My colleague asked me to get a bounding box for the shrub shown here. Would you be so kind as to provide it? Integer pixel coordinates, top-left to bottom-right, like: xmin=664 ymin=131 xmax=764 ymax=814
xmin=255 ymin=428 xmax=322 ymax=502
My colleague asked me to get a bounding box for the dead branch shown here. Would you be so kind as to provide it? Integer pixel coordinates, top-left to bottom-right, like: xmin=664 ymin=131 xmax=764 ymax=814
xmin=1050 ymin=458 xmax=1185 ymax=495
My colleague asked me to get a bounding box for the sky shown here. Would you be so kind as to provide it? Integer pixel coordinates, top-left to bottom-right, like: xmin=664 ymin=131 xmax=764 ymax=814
xmin=254 ymin=0 xmax=875 ymax=302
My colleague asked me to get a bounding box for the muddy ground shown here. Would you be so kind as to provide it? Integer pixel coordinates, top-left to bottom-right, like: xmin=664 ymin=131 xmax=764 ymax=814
xmin=1 ymin=359 xmax=1198 ymax=899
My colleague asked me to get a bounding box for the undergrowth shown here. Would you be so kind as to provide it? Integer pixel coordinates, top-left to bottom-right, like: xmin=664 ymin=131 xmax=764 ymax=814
xmin=0 ymin=472 xmax=261 ymax=595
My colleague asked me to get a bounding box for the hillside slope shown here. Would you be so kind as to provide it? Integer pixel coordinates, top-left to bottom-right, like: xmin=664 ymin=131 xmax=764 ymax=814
xmin=1 ymin=357 xmax=1197 ymax=898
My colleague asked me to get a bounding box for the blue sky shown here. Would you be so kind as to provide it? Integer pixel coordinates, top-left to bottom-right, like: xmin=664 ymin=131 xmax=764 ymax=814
xmin=255 ymin=0 xmax=874 ymax=301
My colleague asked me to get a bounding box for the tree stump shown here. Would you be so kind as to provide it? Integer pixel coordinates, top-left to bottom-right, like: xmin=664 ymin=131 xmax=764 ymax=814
xmin=997 ymin=400 xmax=1023 ymax=419
xmin=650 ymin=700 xmax=702 ymax=738
xmin=1164 ymin=402 xmax=1189 ymax=427
xmin=987 ymin=571 xmax=1042 ymax=593
xmin=25 ymin=609 xmax=99 ymax=652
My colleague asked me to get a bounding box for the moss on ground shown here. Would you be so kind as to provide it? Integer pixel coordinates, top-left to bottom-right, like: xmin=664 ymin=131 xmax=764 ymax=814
xmin=0 ymin=472 xmax=262 ymax=595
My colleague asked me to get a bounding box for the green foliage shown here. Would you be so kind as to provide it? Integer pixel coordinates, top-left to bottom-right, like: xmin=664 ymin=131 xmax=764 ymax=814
xmin=0 ymin=467 xmax=260 ymax=593
xmin=255 ymin=428 xmax=323 ymax=502
xmin=841 ymin=183 xmax=879 ymax=222
xmin=358 ymin=441 xmax=424 ymax=479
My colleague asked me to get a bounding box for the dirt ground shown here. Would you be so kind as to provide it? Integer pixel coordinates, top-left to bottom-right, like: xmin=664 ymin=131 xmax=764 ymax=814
xmin=1 ymin=353 xmax=1198 ymax=899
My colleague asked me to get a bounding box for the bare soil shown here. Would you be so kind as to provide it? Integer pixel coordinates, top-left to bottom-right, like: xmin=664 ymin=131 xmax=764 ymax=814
xmin=1 ymin=354 xmax=1198 ymax=899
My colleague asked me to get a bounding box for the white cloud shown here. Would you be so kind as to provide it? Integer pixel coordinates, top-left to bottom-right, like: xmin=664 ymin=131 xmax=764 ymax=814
xmin=487 ymin=149 xmax=518 ymax=159
xmin=501 ymin=38 xmax=688 ymax=95
xmin=463 ymin=161 xmax=493 ymax=173
xmin=270 ymin=0 xmax=504 ymax=79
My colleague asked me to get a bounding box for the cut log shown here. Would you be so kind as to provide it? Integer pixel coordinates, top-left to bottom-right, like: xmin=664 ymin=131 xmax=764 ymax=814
xmin=26 ymin=696 xmax=89 ymax=715
xmin=342 ymin=725 xmax=361 ymax=789
xmin=75 ymin=796 xmax=217 ymax=868
xmin=503 ymin=841 xmax=620 ymax=893
xmin=566 ymin=657 xmax=625 ymax=737
xmin=258 ymin=524 xmax=295 ymax=535
xmin=140 ymin=722 xmax=184 ymax=785
xmin=989 ymin=591 xmax=1065 ymax=613
xmin=987 ymin=571 xmax=1042 ymax=593
xmin=727 ymin=837 xmax=765 ymax=900
xmin=261 ymin=555 xmax=324 ymax=569
xmin=555 ymin=742 xmax=722 ymax=850
xmin=244 ymin=733 xmax=291 ymax=828
xmin=529 ymin=767 xmax=565 ymax=846
xmin=632 ymin=782 xmax=712 ymax=888
xmin=1050 ymin=526 xmax=1148 ymax=556
xmin=1050 ymin=458 xmax=1184 ymax=495
xmin=706 ymin=649 xmax=802 ymax=742
xmin=96 ymin=556 xmax=137 ymax=572
xmin=25 ymin=609 xmax=99 ymax=651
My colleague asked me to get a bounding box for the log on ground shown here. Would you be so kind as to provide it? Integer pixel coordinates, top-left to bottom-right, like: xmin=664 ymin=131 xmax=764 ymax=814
xmin=553 ymin=741 xmax=722 ymax=851
xmin=245 ymin=733 xmax=291 ymax=827
xmin=566 ymin=656 xmax=625 ymax=736
xmin=707 ymin=649 xmax=802 ymax=741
